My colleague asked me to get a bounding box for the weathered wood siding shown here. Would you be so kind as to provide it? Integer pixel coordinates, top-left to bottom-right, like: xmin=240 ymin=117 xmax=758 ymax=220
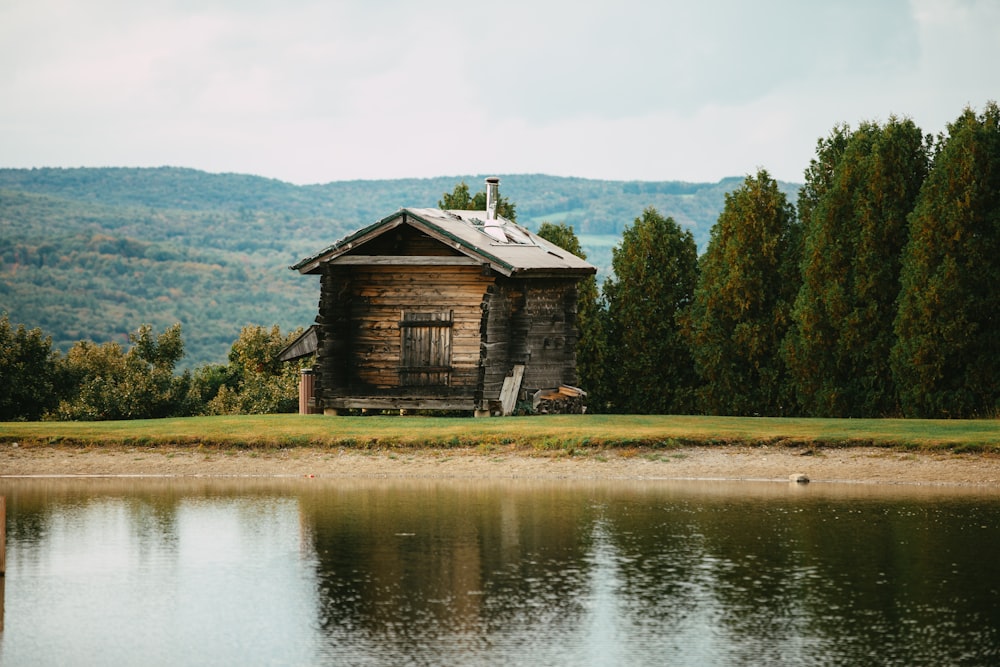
xmin=519 ymin=279 xmax=581 ymax=392
xmin=314 ymin=266 xmax=353 ymax=403
xmin=479 ymin=282 xmax=515 ymax=400
xmin=319 ymin=265 xmax=493 ymax=396
xmin=312 ymin=235 xmax=583 ymax=412
xmin=481 ymin=278 xmax=581 ymax=401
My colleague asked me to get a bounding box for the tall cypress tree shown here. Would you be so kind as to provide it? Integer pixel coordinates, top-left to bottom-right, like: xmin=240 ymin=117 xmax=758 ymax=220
xmin=782 ymin=126 xmax=850 ymax=415
xmin=684 ymin=170 xmax=800 ymax=415
xmin=892 ymin=103 xmax=1000 ymax=417
xmin=602 ymin=207 xmax=698 ymax=414
xmin=784 ymin=118 xmax=929 ymax=416
xmin=797 ymin=123 xmax=852 ymax=228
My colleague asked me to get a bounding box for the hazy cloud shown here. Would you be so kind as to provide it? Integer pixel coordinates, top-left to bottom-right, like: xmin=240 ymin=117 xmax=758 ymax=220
xmin=1 ymin=0 xmax=997 ymax=184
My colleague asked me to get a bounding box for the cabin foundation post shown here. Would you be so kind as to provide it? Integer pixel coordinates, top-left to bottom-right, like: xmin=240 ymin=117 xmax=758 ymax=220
xmin=323 ymin=408 xmax=340 ymax=416
xmin=473 ymin=409 xmax=491 ymax=418
xmin=298 ymin=369 xmax=316 ymax=415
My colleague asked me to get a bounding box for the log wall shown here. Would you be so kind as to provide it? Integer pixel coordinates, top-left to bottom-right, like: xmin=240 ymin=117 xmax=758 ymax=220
xmin=520 ymin=279 xmax=581 ymax=393
xmin=315 ymin=264 xmax=494 ymax=408
xmin=314 ymin=266 xmax=353 ymax=403
xmin=352 ymin=265 xmax=493 ymax=389
xmin=481 ymin=278 xmax=581 ymax=402
xmin=313 ymin=256 xmax=583 ymax=412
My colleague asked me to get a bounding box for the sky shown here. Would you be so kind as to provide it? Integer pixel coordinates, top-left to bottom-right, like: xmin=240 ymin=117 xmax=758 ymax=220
xmin=2 ymin=0 xmax=998 ymax=186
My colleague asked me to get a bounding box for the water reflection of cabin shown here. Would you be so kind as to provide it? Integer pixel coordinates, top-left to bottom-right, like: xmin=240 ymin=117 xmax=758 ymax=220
xmin=289 ymin=178 xmax=596 ymax=416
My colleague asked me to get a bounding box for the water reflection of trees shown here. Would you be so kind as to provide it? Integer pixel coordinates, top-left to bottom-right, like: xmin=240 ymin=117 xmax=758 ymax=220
xmin=0 ymin=478 xmax=302 ymax=575
xmin=298 ymin=481 xmax=1000 ymax=665
xmin=2 ymin=479 xmax=182 ymax=566
xmin=601 ymin=492 xmax=1000 ymax=665
xmin=4 ymin=478 xmax=999 ymax=665
xmin=298 ymin=482 xmax=602 ymax=660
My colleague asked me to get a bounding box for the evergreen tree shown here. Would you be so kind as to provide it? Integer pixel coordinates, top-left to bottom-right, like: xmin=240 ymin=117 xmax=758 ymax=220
xmin=536 ymin=222 xmax=607 ymax=407
xmin=602 ymin=207 xmax=698 ymax=413
xmin=892 ymin=103 xmax=1000 ymax=417
xmin=684 ymin=170 xmax=800 ymax=415
xmin=784 ymin=118 xmax=929 ymax=416
xmin=796 ymin=124 xmax=851 ymax=230
xmin=781 ymin=126 xmax=850 ymax=416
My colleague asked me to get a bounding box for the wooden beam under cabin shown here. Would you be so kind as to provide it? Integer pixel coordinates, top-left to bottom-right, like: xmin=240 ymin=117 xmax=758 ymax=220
xmin=325 ymin=397 xmax=477 ymax=411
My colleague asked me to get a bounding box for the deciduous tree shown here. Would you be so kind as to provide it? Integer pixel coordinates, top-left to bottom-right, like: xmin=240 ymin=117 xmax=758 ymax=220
xmin=55 ymin=323 xmax=194 ymax=420
xmin=439 ymin=181 xmax=518 ymax=221
xmin=206 ymin=325 xmax=304 ymax=415
xmin=0 ymin=314 xmax=59 ymax=420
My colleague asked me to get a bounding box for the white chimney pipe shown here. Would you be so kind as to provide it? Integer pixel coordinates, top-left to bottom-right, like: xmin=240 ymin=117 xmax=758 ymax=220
xmin=485 ymin=177 xmax=500 ymax=221
xmin=483 ymin=176 xmax=505 ymax=242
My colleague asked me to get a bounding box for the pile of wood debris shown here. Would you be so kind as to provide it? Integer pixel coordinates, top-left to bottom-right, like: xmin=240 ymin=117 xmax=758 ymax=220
xmin=530 ymin=385 xmax=587 ymax=414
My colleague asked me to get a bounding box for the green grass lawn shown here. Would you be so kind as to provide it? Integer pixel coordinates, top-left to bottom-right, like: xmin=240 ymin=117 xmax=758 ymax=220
xmin=2 ymin=414 xmax=998 ymax=452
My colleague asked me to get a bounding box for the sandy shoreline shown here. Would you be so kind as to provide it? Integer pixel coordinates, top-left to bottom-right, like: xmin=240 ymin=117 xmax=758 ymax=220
xmin=2 ymin=444 xmax=999 ymax=487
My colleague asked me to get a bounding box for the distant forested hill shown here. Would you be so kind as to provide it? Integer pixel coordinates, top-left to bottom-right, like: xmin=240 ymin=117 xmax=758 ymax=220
xmin=0 ymin=167 xmax=800 ymax=367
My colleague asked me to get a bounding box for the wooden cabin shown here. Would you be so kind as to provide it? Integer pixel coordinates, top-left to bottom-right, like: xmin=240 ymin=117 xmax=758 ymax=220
xmin=290 ymin=178 xmax=596 ymax=416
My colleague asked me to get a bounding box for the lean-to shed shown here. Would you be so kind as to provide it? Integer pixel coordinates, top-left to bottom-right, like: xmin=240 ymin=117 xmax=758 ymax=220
xmin=290 ymin=178 xmax=596 ymax=416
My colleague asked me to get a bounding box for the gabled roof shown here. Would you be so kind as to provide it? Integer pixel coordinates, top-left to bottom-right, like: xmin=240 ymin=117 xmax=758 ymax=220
xmin=291 ymin=208 xmax=596 ymax=278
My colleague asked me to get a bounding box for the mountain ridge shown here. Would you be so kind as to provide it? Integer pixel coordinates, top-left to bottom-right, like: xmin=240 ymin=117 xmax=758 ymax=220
xmin=1 ymin=167 xmax=801 ymax=367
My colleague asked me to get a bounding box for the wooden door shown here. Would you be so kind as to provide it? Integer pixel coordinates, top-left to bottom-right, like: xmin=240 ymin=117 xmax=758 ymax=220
xmin=399 ymin=311 xmax=453 ymax=386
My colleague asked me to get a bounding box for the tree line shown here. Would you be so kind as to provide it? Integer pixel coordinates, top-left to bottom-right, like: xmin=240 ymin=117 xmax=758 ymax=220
xmin=2 ymin=103 xmax=997 ymax=421
xmin=0 ymin=316 xmax=306 ymax=421
xmin=563 ymin=103 xmax=999 ymax=419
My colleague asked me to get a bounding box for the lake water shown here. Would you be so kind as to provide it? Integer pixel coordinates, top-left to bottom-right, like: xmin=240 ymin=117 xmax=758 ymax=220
xmin=1 ymin=477 xmax=999 ymax=666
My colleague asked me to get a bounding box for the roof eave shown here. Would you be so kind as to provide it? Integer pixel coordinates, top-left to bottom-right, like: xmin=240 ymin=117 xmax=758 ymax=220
xmin=510 ymin=267 xmax=598 ymax=279
xmin=290 ymin=211 xmax=407 ymax=274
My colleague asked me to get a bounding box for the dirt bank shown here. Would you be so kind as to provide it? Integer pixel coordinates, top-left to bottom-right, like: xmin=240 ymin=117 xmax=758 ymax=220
xmin=2 ymin=443 xmax=999 ymax=487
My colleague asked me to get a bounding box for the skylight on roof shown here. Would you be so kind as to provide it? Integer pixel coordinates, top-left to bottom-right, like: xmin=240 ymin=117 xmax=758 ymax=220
xmin=466 ymin=216 xmax=534 ymax=245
